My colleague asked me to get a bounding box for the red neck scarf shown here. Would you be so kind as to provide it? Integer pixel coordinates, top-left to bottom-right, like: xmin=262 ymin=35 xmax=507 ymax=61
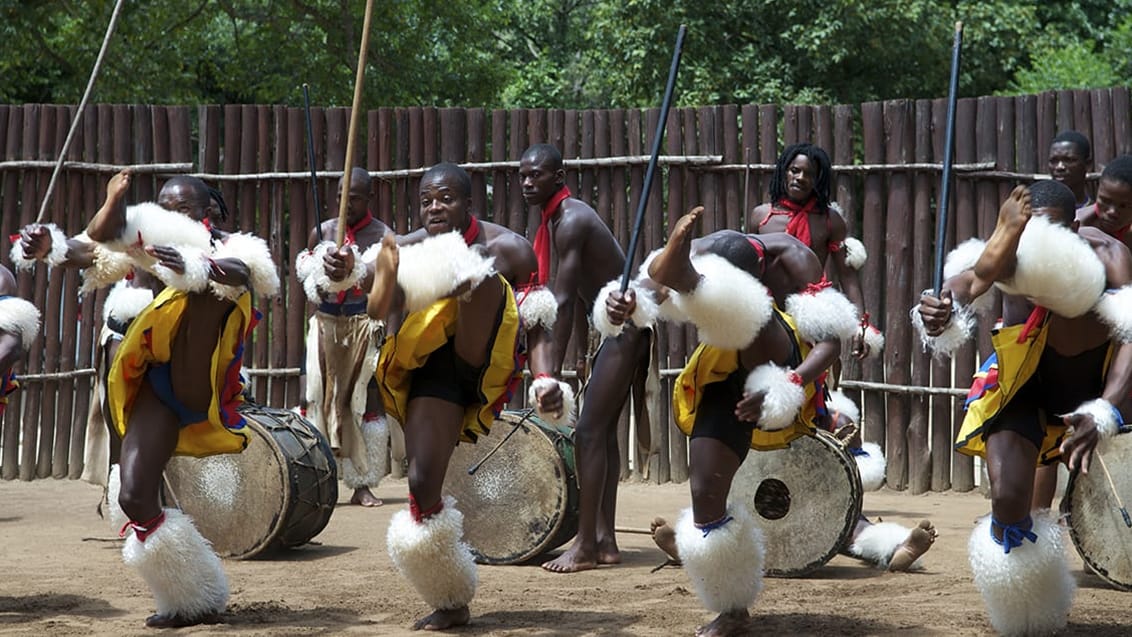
xmin=532 ymin=186 xmax=571 ymax=284
xmin=343 ymin=211 xmax=374 ymax=246
xmin=763 ymin=196 xmax=820 ymax=249
xmin=462 ymin=215 xmax=480 ymax=246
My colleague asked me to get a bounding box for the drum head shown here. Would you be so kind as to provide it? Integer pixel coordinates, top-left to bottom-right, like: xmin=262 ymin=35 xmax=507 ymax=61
xmin=164 ymin=405 xmax=337 ymax=559
xmin=443 ymin=411 xmax=576 ymax=565
xmin=729 ymin=430 xmax=863 ymax=577
xmin=1064 ymin=432 xmax=1132 ymax=591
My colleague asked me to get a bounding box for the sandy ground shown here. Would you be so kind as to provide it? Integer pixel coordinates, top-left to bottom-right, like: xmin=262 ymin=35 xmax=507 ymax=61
xmin=1 ymin=477 xmax=1131 ymax=637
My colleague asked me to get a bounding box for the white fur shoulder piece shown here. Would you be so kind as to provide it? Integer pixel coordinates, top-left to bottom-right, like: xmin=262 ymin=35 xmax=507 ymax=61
xmin=996 ymin=215 xmax=1105 ymax=318
xmin=397 ymin=232 xmax=495 ymax=313
xmin=106 ymin=202 xmax=213 ymax=255
xmin=103 ymin=281 xmax=155 ymax=324
xmin=671 ymin=253 xmax=772 ymax=350
xmin=1093 ymin=285 xmax=1132 ymax=343
xmin=843 ymin=237 xmax=867 ymax=270
xmin=784 ymin=286 xmax=860 ymax=343
xmin=0 ymin=295 xmax=42 ymax=350
xmin=517 ymin=285 xmax=558 ymax=332
xmin=209 ymin=232 xmax=281 ymax=300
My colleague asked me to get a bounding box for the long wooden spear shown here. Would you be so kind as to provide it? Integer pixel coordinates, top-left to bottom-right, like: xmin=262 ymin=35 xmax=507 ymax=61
xmin=932 ymin=21 xmax=964 ymax=295
xmin=335 ymin=0 xmax=376 ymax=247
xmin=620 ymin=25 xmax=688 ymax=292
xmin=301 ymin=84 xmax=325 ymax=243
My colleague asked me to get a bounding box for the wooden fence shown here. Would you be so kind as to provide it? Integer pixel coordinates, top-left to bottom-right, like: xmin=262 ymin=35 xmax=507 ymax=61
xmin=2 ymin=88 xmax=1130 ymax=490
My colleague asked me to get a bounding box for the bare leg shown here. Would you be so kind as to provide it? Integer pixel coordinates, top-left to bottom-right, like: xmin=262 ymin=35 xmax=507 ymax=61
xmin=543 ymin=328 xmax=642 ymax=573
xmin=648 ymin=206 xmax=704 ymax=293
xmin=1031 ymin=463 xmax=1059 ymax=510
xmin=689 ymin=437 xmax=748 ymax=637
xmin=403 ymin=396 xmax=469 ymax=631
xmin=350 ymin=382 xmax=387 ymax=507
xmin=985 ymin=430 xmax=1040 ymax=540
xmin=117 ymin=382 xmax=180 ymax=524
xmin=887 ymin=520 xmax=938 ymax=572
xmin=366 ymin=234 xmax=400 ymax=320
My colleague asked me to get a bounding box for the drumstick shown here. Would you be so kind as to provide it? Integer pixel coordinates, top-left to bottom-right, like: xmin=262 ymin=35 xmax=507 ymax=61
xmin=301 ymin=83 xmax=325 ymax=243
xmin=614 ymin=526 xmax=654 ymax=535
xmin=467 ymin=410 xmax=535 ymax=475
xmin=335 ymin=0 xmax=376 ymax=248
xmin=932 ymin=21 xmax=964 ymax=295
xmin=1095 ymin=452 xmax=1132 ymax=528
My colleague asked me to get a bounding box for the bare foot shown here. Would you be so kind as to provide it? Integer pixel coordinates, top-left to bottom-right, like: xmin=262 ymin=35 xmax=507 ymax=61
xmin=541 ymin=541 xmax=598 ymax=573
xmin=366 ymin=234 xmax=400 ymax=319
xmin=412 ymin=606 xmax=470 ymax=631
xmin=695 ymin=610 xmax=751 ymax=637
xmin=888 ymin=519 xmax=938 ymax=572
xmin=651 ymin=517 xmax=681 ymax=564
xmin=145 ymin=611 xmax=221 ymax=628
xmin=648 ymin=206 xmax=704 ymax=293
xmin=349 ymin=487 xmax=383 ymax=507
xmin=596 ymin=535 xmax=622 ymax=565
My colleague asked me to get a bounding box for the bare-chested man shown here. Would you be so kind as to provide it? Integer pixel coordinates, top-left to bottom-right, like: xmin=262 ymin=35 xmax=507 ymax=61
xmin=613 ymin=207 xmax=860 ymax=636
xmin=0 ymin=264 xmax=39 ymax=420
xmin=749 ymin=142 xmax=881 ymax=358
xmin=368 ymin=163 xmax=556 ymax=631
xmin=295 ymin=167 xmax=394 ymax=507
xmin=515 ymin=144 xmax=655 ymax=574
xmin=19 ymin=170 xmax=279 ymax=628
xmin=916 ymin=179 xmax=1132 ymax=635
xmin=1047 ymin=130 xmax=1093 ymax=213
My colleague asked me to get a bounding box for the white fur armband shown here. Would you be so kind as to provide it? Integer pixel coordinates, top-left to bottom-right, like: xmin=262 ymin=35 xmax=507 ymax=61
xmin=910 ymin=300 xmax=975 ymax=358
xmin=784 ymin=286 xmax=860 ymax=343
xmin=745 ymin=364 xmax=806 ymax=431
xmin=209 ymin=232 xmax=281 ymax=300
xmin=103 ymin=281 xmax=155 ymax=325
xmin=1093 ymin=285 xmax=1132 ymax=343
xmin=80 ymin=241 xmax=135 ymax=294
xmin=397 ymin=232 xmax=495 ymax=313
xmin=671 ymin=253 xmax=772 ymax=350
xmin=527 ymin=376 xmax=577 ymax=427
xmin=104 ymin=202 xmax=213 ymax=255
xmin=996 ymin=215 xmax=1105 ymax=318
xmin=0 ymin=296 xmax=41 ymax=350
xmin=591 ymin=278 xmax=660 ymax=339
xmin=843 ymin=237 xmax=867 ymax=270
xmin=8 ymin=223 xmax=68 ymax=271
xmin=941 ymin=239 xmax=996 ymax=316
xmin=516 ymin=286 xmax=558 ymax=332
xmin=826 ymin=390 xmax=860 ymax=425
xmin=150 ymin=245 xmax=212 ymax=293
xmin=1064 ymin=398 xmax=1123 ymax=442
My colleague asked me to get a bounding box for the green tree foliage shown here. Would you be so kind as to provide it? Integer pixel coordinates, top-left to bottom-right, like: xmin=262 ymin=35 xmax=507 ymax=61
xmin=1 ymin=0 xmax=1130 ymax=108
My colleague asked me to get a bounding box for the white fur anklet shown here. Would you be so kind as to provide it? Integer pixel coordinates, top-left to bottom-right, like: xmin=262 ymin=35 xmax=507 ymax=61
xmin=591 ymin=278 xmax=659 ymax=339
xmin=121 ymin=508 xmax=228 ymax=621
xmin=744 ymin=364 xmax=805 ymax=431
xmin=674 ymin=505 xmax=765 ymax=614
xmin=386 ymin=496 xmax=477 ymax=610
xmin=911 ymin=298 xmax=975 ymax=358
xmin=967 ymin=510 xmax=1074 ymax=636
xmin=342 ymin=417 xmax=390 ymax=489
xmin=849 ymin=522 xmax=920 ymax=569
xmin=527 ymin=376 xmax=577 ymax=427
xmin=853 ymin=442 xmax=887 ymax=492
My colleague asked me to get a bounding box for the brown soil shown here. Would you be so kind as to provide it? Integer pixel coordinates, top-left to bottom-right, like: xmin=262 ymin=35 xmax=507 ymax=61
xmin=1 ymin=478 xmax=1130 ymax=636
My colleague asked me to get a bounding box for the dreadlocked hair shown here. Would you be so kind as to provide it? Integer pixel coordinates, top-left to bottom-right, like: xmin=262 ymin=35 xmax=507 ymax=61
xmin=208 ymin=186 xmax=230 ymax=222
xmin=770 ymin=143 xmax=833 ymax=210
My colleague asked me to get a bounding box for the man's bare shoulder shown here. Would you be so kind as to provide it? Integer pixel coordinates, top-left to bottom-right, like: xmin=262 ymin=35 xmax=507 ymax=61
xmin=481 ymin=220 xmax=537 ymax=284
xmin=749 ymin=203 xmax=772 ymax=229
xmin=827 ymin=203 xmax=849 ymax=239
xmin=398 ymin=228 xmax=429 ymax=246
xmin=1080 ymin=226 xmax=1132 ymax=273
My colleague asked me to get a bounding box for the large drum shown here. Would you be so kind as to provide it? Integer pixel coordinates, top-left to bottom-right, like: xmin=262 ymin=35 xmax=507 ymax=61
xmin=729 ymin=429 xmax=863 ymax=577
xmin=443 ymin=410 xmax=578 ymax=565
xmin=163 ymin=404 xmax=338 ymax=559
xmin=1062 ymin=431 xmax=1132 ymax=590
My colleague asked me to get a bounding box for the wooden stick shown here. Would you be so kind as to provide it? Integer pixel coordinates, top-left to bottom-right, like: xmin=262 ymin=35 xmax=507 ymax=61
xmin=302 ymin=84 xmax=325 ymax=243
xmin=933 ymin=21 xmax=964 ymax=295
xmin=36 ymin=0 xmax=127 ymax=224
xmin=614 ymin=526 xmax=655 ymax=536
xmin=335 ymin=0 xmax=376 ymax=248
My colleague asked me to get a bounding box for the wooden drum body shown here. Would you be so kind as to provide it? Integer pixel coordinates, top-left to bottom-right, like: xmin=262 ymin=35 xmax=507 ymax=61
xmin=1063 ymin=431 xmax=1132 ymax=590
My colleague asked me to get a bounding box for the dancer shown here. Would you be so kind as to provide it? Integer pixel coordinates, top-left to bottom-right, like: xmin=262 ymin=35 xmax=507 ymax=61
xmin=295 ymin=167 xmax=394 ymax=507
xmin=0 ymin=264 xmax=39 ymax=419
xmin=371 ymin=163 xmax=556 ymax=630
xmin=915 ymin=180 xmax=1132 ymax=635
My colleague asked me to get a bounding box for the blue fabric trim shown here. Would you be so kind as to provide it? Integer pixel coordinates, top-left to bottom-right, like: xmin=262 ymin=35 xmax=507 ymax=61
xmin=146 ymin=363 xmax=208 ymax=426
xmin=991 ymin=515 xmax=1038 ymax=554
xmin=1109 ymin=402 xmax=1125 ymax=429
xmin=849 ymin=446 xmax=869 ymax=457
xmin=696 ymin=515 xmax=734 ymax=537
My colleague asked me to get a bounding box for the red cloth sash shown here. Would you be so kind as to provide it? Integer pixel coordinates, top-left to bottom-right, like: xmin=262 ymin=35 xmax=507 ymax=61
xmin=532 ymin=186 xmax=571 ymax=284
xmin=761 ymin=197 xmax=819 ymax=249
xmin=462 ymin=215 xmax=480 ymax=246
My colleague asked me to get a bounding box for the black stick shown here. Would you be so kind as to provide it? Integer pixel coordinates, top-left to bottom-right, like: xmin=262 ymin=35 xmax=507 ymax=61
xmin=620 ymin=24 xmax=688 ymax=292
xmin=302 ymin=83 xmax=324 ymax=243
xmin=933 ymin=22 xmax=964 ymax=295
